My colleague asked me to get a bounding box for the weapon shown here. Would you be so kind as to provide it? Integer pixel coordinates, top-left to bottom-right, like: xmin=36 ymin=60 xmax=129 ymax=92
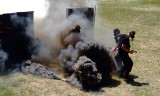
xmin=131 ymin=50 xmax=141 ymax=53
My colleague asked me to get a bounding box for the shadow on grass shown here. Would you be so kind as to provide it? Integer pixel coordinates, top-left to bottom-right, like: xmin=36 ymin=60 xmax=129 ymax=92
xmin=93 ymin=79 xmax=121 ymax=92
xmin=106 ymin=79 xmax=121 ymax=88
xmin=124 ymin=75 xmax=149 ymax=86
xmin=82 ymin=79 xmax=121 ymax=92
xmin=0 ymin=72 xmax=9 ymax=76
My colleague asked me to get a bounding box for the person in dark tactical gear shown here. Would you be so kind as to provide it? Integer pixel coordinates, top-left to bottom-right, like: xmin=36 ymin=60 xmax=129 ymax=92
xmin=64 ymin=25 xmax=81 ymax=47
xmin=112 ymin=28 xmax=123 ymax=73
xmin=130 ymin=31 xmax=136 ymax=41
xmin=118 ymin=31 xmax=136 ymax=80
xmin=69 ymin=25 xmax=81 ymax=34
xmin=112 ymin=31 xmax=136 ymax=80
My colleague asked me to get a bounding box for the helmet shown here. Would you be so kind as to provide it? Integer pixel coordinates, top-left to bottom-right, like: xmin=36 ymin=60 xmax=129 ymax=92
xmin=130 ymin=31 xmax=136 ymax=39
xmin=75 ymin=25 xmax=81 ymax=30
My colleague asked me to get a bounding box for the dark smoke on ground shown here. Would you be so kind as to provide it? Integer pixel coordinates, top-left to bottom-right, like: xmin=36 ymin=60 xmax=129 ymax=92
xmin=21 ymin=60 xmax=61 ymax=80
xmin=59 ymin=39 xmax=117 ymax=90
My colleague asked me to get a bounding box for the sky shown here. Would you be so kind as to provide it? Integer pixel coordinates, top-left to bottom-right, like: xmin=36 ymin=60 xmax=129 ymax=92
xmin=0 ymin=0 xmax=48 ymax=18
xmin=0 ymin=0 xmax=97 ymax=18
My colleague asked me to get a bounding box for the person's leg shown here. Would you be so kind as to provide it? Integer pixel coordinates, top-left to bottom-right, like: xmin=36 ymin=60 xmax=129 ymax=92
xmin=118 ymin=55 xmax=127 ymax=78
xmin=124 ymin=57 xmax=133 ymax=79
xmin=119 ymin=54 xmax=130 ymax=78
xmin=119 ymin=61 xmax=128 ymax=78
xmin=119 ymin=66 xmax=125 ymax=78
xmin=115 ymin=53 xmax=123 ymax=71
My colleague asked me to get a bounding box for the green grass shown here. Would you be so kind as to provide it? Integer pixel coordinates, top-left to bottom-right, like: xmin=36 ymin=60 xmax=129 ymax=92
xmin=0 ymin=87 xmax=13 ymax=96
xmin=92 ymin=0 xmax=160 ymax=96
xmin=139 ymin=0 xmax=160 ymax=6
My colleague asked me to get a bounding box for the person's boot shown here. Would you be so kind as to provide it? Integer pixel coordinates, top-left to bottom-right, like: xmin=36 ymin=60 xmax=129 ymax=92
xmin=119 ymin=71 xmax=124 ymax=78
xmin=124 ymin=72 xmax=133 ymax=81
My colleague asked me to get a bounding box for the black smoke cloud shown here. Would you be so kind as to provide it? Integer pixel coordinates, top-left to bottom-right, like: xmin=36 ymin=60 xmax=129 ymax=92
xmin=59 ymin=40 xmax=117 ymax=90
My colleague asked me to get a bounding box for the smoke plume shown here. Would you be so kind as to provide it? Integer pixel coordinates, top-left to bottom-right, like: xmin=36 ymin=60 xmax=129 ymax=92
xmin=1 ymin=0 xmax=118 ymax=90
xmin=33 ymin=0 xmax=97 ymax=63
xmin=29 ymin=0 xmax=117 ymax=90
xmin=59 ymin=40 xmax=117 ymax=90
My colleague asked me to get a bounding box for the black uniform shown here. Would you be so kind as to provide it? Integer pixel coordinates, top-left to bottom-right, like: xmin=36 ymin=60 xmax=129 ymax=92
xmin=69 ymin=28 xmax=80 ymax=34
xmin=68 ymin=25 xmax=81 ymax=34
xmin=118 ymin=34 xmax=133 ymax=78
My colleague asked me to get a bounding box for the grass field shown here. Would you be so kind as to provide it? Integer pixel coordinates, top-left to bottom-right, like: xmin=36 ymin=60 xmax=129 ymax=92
xmin=0 ymin=0 xmax=160 ymax=96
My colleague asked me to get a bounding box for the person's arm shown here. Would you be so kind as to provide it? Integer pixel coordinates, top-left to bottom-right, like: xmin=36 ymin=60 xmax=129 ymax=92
xmin=111 ymin=46 xmax=117 ymax=52
xmin=121 ymin=44 xmax=134 ymax=54
xmin=111 ymin=40 xmax=121 ymax=52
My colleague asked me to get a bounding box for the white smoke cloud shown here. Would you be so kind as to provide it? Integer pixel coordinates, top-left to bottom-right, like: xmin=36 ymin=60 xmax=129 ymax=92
xmin=33 ymin=0 xmax=97 ymax=63
xmin=0 ymin=0 xmax=100 ymax=65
